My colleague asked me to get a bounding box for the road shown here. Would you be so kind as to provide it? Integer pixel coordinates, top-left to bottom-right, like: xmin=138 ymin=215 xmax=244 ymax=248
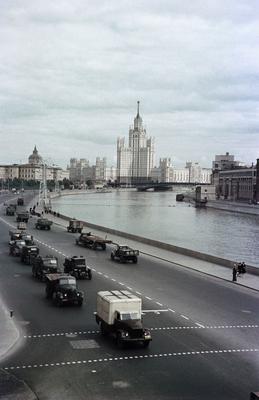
xmin=0 ymin=195 xmax=259 ymax=399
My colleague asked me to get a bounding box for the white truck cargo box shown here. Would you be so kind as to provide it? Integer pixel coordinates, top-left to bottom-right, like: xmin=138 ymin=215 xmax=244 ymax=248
xmin=97 ymin=290 xmax=142 ymax=325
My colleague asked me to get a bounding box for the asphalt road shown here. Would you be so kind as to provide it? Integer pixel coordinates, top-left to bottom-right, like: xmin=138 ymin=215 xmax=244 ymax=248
xmin=0 ymin=195 xmax=259 ymax=399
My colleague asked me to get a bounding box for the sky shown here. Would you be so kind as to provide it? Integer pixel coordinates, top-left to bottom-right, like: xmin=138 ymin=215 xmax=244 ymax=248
xmin=0 ymin=0 xmax=259 ymax=168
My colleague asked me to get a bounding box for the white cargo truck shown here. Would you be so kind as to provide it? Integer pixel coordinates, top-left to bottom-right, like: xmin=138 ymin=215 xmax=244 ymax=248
xmin=95 ymin=290 xmax=152 ymax=347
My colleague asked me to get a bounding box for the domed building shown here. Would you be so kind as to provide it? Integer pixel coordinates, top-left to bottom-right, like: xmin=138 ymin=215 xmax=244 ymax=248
xmin=28 ymin=146 xmax=43 ymax=165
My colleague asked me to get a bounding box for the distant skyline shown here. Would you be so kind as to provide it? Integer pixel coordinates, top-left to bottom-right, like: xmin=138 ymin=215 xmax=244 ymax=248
xmin=0 ymin=0 xmax=258 ymax=168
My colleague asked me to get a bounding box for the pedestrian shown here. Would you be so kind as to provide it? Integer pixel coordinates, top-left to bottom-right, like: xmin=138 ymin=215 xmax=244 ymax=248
xmin=237 ymin=263 xmax=243 ymax=275
xmin=232 ymin=265 xmax=237 ymax=282
xmin=241 ymin=262 xmax=246 ymax=274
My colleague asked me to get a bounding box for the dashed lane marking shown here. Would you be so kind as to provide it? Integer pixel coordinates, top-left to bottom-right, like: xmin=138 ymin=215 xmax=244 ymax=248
xmin=181 ymin=315 xmax=189 ymax=320
xmin=156 ymin=301 xmax=163 ymax=307
xmin=145 ymin=296 xmax=152 ymax=300
xmin=22 ymin=324 xmax=259 ymax=339
xmin=4 ymin=348 xmax=259 ymax=370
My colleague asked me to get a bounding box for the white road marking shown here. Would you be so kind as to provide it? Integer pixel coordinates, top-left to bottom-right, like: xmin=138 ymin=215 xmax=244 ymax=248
xmin=145 ymin=296 xmax=152 ymax=300
xmin=180 ymin=315 xmax=189 ymax=320
xmin=195 ymin=323 xmax=205 ymax=328
xmin=169 ymin=309 xmax=175 ymax=313
xmin=156 ymin=302 xmax=163 ymax=306
xmin=4 ymin=348 xmax=259 ymax=370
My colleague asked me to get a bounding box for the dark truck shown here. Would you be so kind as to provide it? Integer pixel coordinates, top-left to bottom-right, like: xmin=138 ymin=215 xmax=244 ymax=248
xmin=67 ymin=220 xmax=84 ymax=233
xmin=9 ymin=240 xmax=26 ymax=256
xmin=16 ymin=211 xmax=29 ymax=223
xmin=63 ymin=256 xmax=92 ymax=280
xmin=96 ymin=290 xmax=152 ymax=348
xmin=76 ymin=232 xmax=112 ymax=250
xmin=111 ymin=245 xmax=139 ymax=264
xmin=45 ymin=274 xmax=84 ymax=307
xmin=6 ymin=204 xmax=16 ymax=216
xmin=35 ymin=218 xmax=53 ymax=230
xmin=32 ymin=255 xmax=60 ymax=281
xmin=20 ymin=245 xmax=39 ymax=264
xmin=17 ymin=198 xmax=24 ymax=206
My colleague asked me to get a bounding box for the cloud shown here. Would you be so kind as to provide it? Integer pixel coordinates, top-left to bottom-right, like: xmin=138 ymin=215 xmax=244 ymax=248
xmin=0 ymin=0 xmax=259 ymax=168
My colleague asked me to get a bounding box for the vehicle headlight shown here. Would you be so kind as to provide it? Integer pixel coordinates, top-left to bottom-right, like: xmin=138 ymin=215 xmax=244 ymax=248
xmin=144 ymin=330 xmax=150 ymax=336
xmin=121 ymin=331 xmax=129 ymax=337
xmin=58 ymin=293 xmax=63 ymax=298
xmin=63 ymin=293 xmax=67 ymax=297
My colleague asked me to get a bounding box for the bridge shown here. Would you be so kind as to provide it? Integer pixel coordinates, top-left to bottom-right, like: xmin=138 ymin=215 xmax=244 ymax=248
xmin=135 ymin=182 xmax=205 ymax=191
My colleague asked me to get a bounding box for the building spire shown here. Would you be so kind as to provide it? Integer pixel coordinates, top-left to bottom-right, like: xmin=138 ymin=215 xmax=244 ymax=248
xmin=137 ymin=101 xmax=140 ymax=117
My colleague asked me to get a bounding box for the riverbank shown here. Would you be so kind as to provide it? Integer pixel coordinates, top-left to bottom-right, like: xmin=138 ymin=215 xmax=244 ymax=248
xmin=206 ymin=199 xmax=259 ymax=216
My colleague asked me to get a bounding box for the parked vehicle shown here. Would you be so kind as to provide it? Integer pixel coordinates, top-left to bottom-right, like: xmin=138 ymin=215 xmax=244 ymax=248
xmin=111 ymin=245 xmax=139 ymax=263
xmin=76 ymin=232 xmax=112 ymax=250
xmin=32 ymin=255 xmax=60 ymax=281
xmin=16 ymin=211 xmax=29 ymax=223
xmin=95 ymin=290 xmax=152 ymax=347
xmin=17 ymin=198 xmax=24 ymax=206
xmin=63 ymin=256 xmax=92 ymax=280
xmin=35 ymin=218 xmax=53 ymax=230
xmin=20 ymin=245 xmax=39 ymax=264
xmin=45 ymin=274 xmax=84 ymax=306
xmin=67 ymin=220 xmax=84 ymax=233
xmin=9 ymin=240 xmax=26 ymax=256
xmin=6 ymin=204 xmax=16 ymax=216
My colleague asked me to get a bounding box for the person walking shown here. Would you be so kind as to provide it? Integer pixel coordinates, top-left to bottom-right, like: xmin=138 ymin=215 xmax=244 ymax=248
xmin=232 ymin=265 xmax=237 ymax=282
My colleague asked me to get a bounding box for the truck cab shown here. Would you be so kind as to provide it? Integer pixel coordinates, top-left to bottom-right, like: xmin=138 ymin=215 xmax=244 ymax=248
xmin=20 ymin=233 xmax=34 ymax=245
xmin=16 ymin=211 xmax=29 ymax=223
xmin=32 ymin=255 xmax=60 ymax=281
xmin=9 ymin=240 xmax=26 ymax=256
xmin=45 ymin=274 xmax=84 ymax=307
xmin=63 ymin=256 xmax=92 ymax=280
xmin=20 ymin=245 xmax=39 ymax=264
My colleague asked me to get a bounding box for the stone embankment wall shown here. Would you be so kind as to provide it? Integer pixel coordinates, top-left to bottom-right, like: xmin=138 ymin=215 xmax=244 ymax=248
xmin=52 ymin=211 xmax=259 ymax=276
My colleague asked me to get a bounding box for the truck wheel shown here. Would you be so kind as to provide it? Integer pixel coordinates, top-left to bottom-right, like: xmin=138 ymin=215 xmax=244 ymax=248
xmin=142 ymin=341 xmax=150 ymax=348
xmin=93 ymin=243 xmax=97 ymax=250
xmin=102 ymin=243 xmax=106 ymax=250
xmin=133 ymin=256 xmax=138 ymax=264
xmin=119 ymin=256 xmax=124 ymax=263
xmin=48 ymin=226 xmax=50 ymax=230
xmin=100 ymin=322 xmax=107 ymax=336
xmin=32 ymin=268 xmax=36 ymax=278
xmin=116 ymin=332 xmax=124 ymax=348
xmin=111 ymin=253 xmax=114 ymax=260
xmin=77 ymin=300 xmax=83 ymax=307
xmin=88 ymin=271 xmax=92 ymax=280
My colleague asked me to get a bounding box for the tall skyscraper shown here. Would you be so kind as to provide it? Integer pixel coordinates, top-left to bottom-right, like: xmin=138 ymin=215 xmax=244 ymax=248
xmin=117 ymin=102 xmax=155 ymax=184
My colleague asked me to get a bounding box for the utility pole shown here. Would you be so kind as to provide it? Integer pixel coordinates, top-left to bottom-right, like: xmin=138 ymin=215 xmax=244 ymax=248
xmin=39 ymin=163 xmax=51 ymax=211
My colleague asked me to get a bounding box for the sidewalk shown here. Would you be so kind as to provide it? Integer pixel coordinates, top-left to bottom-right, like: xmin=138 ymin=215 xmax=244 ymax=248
xmin=44 ymin=211 xmax=259 ymax=293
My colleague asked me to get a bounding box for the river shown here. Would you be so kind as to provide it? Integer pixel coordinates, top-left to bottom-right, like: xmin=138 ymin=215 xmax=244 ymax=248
xmin=51 ymin=190 xmax=259 ymax=267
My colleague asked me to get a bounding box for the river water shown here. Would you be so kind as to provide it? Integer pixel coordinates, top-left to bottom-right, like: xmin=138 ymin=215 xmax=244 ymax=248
xmin=51 ymin=190 xmax=259 ymax=267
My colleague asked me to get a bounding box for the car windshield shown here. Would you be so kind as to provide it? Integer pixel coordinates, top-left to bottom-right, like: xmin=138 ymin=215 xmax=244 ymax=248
xmin=44 ymin=259 xmax=57 ymax=266
xmin=119 ymin=312 xmax=139 ymax=321
xmin=74 ymin=259 xmax=85 ymax=266
xmin=59 ymin=278 xmax=76 ymax=286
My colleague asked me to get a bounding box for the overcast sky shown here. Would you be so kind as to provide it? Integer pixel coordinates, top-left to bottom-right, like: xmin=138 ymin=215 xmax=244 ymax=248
xmin=0 ymin=0 xmax=258 ymax=168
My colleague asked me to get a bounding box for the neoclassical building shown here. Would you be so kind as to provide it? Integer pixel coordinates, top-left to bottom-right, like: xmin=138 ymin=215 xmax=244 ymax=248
xmin=117 ymin=102 xmax=155 ymax=185
xmin=0 ymin=146 xmax=69 ymax=182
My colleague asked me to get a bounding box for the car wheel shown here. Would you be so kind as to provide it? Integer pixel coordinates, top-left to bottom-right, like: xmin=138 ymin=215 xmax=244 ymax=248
xmin=111 ymin=253 xmax=114 ymax=260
